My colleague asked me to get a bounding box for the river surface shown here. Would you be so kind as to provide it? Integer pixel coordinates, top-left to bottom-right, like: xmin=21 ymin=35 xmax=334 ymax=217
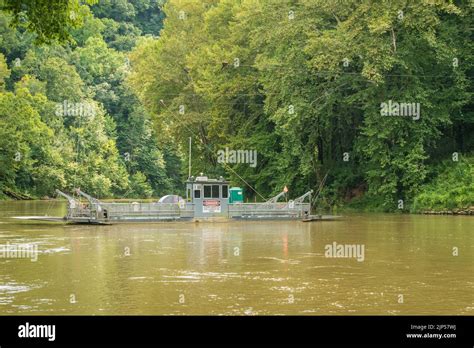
xmin=0 ymin=200 xmax=472 ymax=315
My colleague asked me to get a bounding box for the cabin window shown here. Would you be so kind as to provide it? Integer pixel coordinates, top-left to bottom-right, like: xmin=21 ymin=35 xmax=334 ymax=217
xmin=212 ymin=185 xmax=219 ymax=198
xmin=204 ymin=185 xmax=220 ymax=198
xmin=194 ymin=189 xmax=201 ymax=199
xmin=204 ymin=185 xmax=212 ymax=198
xmin=222 ymin=185 xmax=228 ymax=198
xmin=187 ymin=188 xmax=191 ymax=201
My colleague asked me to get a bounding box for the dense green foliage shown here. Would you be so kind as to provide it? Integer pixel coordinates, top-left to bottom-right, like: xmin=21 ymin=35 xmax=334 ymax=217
xmin=1 ymin=0 xmax=97 ymax=43
xmin=412 ymin=157 xmax=474 ymax=212
xmin=128 ymin=0 xmax=473 ymax=211
xmin=0 ymin=1 xmax=181 ymax=199
xmin=0 ymin=0 xmax=472 ymax=211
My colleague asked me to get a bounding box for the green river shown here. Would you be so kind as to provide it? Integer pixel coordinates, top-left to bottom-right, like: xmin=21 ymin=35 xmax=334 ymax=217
xmin=0 ymin=200 xmax=472 ymax=315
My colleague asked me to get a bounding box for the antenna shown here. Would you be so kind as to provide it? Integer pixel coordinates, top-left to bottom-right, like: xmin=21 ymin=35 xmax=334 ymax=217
xmin=188 ymin=137 xmax=192 ymax=178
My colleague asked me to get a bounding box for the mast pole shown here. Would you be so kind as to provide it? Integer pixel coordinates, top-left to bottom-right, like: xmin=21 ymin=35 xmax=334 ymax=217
xmin=188 ymin=137 xmax=192 ymax=178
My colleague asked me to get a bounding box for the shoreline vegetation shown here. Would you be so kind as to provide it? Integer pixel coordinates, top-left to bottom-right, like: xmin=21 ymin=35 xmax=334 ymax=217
xmin=2 ymin=194 xmax=473 ymax=215
xmin=0 ymin=1 xmax=473 ymax=214
xmin=2 ymin=155 xmax=473 ymax=215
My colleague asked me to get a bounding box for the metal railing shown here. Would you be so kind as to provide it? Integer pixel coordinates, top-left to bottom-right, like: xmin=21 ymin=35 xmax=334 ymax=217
xmin=69 ymin=202 xmax=194 ymax=221
xmin=66 ymin=198 xmax=310 ymax=221
xmin=69 ymin=206 xmax=93 ymax=218
xmin=228 ymin=202 xmax=310 ymax=218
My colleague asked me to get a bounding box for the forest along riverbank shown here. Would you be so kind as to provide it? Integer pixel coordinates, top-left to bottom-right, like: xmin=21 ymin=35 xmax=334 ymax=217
xmin=1 ymin=1 xmax=473 ymax=216
xmin=0 ymin=200 xmax=472 ymax=315
xmin=1 ymin=196 xmax=473 ymax=216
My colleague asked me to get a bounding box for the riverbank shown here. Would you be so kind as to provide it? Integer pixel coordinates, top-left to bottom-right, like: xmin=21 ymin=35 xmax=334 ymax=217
xmin=2 ymin=194 xmax=473 ymax=216
xmin=2 ymin=155 xmax=473 ymax=215
xmin=419 ymin=209 xmax=474 ymax=215
xmin=336 ymin=157 xmax=473 ymax=214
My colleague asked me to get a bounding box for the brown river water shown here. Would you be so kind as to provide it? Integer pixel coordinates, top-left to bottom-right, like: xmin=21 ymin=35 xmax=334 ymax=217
xmin=0 ymin=200 xmax=472 ymax=315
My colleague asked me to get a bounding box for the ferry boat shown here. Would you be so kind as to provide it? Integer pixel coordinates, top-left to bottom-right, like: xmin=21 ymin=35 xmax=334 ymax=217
xmin=13 ymin=175 xmax=339 ymax=224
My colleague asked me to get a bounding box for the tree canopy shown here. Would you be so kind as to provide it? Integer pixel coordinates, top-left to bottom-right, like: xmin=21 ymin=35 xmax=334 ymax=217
xmin=0 ymin=0 xmax=472 ymax=211
xmin=126 ymin=0 xmax=473 ymax=211
xmin=0 ymin=0 xmax=176 ymax=199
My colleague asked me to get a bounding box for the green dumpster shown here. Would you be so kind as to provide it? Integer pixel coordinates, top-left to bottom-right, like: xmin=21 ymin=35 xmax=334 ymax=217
xmin=229 ymin=187 xmax=243 ymax=204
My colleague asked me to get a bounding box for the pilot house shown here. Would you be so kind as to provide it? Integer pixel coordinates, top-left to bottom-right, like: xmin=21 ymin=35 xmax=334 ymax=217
xmin=186 ymin=175 xmax=230 ymax=217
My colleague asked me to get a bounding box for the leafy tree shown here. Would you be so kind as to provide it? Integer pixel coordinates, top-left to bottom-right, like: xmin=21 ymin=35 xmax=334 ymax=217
xmin=70 ymin=7 xmax=105 ymax=47
xmin=0 ymin=52 xmax=9 ymax=90
xmin=128 ymin=171 xmax=153 ymax=198
xmin=100 ymin=18 xmax=142 ymax=51
xmin=0 ymin=87 xmax=54 ymax=193
xmin=128 ymin=0 xmax=472 ymax=209
xmin=91 ymin=0 xmax=164 ymax=36
xmin=1 ymin=0 xmax=97 ymax=43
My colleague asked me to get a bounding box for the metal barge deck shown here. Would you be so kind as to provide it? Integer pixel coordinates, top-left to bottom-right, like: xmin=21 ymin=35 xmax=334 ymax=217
xmin=13 ymin=175 xmax=341 ymax=224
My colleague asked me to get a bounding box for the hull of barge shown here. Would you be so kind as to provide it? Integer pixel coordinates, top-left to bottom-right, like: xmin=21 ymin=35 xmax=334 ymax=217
xmin=13 ymin=214 xmax=341 ymax=224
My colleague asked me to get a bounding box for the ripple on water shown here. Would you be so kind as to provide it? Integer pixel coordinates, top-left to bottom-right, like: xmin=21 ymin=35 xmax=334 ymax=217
xmin=128 ymin=276 xmax=153 ymax=280
xmin=258 ymin=256 xmax=301 ymax=264
xmin=40 ymin=247 xmax=70 ymax=254
xmin=165 ymin=271 xmax=235 ymax=280
xmin=12 ymin=304 xmax=34 ymax=310
xmin=32 ymin=298 xmax=54 ymax=305
xmin=0 ymin=283 xmax=34 ymax=294
xmin=0 ymin=234 xmax=22 ymax=238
